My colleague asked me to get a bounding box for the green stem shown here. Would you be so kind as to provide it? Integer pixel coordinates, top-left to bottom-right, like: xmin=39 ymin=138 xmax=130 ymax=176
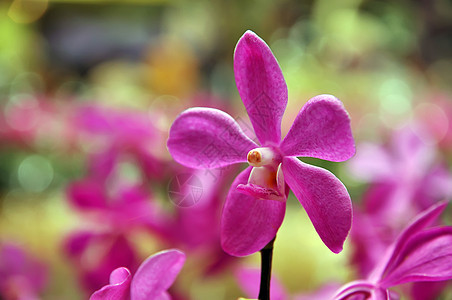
xmin=258 ymin=237 xmax=275 ymax=300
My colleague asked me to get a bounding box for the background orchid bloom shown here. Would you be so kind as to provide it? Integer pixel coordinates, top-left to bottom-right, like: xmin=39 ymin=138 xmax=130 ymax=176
xmin=65 ymin=150 xmax=169 ymax=294
xmin=348 ymin=125 xmax=452 ymax=278
xmin=0 ymin=243 xmax=48 ymax=300
xmin=167 ymin=30 xmax=355 ymax=256
xmin=90 ymin=249 xmax=185 ymax=300
xmin=333 ymin=201 xmax=452 ymax=300
xmin=64 ymin=231 xmax=140 ymax=294
xmin=348 ymin=125 xmax=452 ymax=226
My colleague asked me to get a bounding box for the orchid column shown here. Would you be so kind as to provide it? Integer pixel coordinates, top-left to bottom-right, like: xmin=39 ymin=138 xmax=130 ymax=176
xmin=168 ymin=30 xmax=355 ymax=299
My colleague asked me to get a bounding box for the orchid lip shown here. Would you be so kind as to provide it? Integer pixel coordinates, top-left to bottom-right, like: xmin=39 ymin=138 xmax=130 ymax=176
xmin=237 ymin=163 xmax=285 ymax=202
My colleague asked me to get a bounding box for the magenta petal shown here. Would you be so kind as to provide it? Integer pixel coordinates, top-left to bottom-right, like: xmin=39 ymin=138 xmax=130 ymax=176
xmin=410 ymin=281 xmax=448 ymax=300
xmin=130 ymin=249 xmax=185 ymax=300
xmin=332 ymin=280 xmax=375 ymax=300
xmin=332 ymin=282 xmax=389 ymax=300
xmin=110 ymin=268 xmax=131 ymax=284
xmin=380 ymin=227 xmax=452 ymax=287
xmin=280 ymin=95 xmax=355 ymax=162
xmin=282 ymin=157 xmax=352 ymax=253
xmin=221 ymin=167 xmax=286 ymax=257
xmin=370 ymin=201 xmax=448 ymax=281
xmin=67 ymin=180 xmax=107 ymax=210
xmin=90 ymin=268 xmax=131 ymax=300
xmin=167 ymin=107 xmax=258 ymax=169
xmin=236 ymin=183 xmax=285 ymax=201
xmin=234 ymin=30 xmax=288 ymax=145
xmin=370 ymin=288 xmax=391 ymax=300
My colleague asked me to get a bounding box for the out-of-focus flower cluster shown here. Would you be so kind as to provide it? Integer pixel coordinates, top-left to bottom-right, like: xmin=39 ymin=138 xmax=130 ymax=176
xmin=0 ymin=0 xmax=451 ymax=299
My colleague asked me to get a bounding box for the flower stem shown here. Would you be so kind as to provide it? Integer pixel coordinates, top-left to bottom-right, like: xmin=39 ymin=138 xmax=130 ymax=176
xmin=258 ymin=237 xmax=275 ymax=300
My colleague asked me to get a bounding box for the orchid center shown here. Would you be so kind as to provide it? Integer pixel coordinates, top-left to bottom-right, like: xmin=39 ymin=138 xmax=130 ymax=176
xmin=240 ymin=147 xmax=285 ymax=201
xmin=247 ymin=147 xmax=279 ymax=168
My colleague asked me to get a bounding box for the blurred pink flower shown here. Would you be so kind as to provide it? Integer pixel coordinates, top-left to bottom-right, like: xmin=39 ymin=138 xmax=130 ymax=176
xmin=415 ymin=93 xmax=452 ymax=151
xmin=65 ymin=152 xmax=169 ymax=294
xmin=0 ymin=97 xmax=59 ymax=148
xmin=348 ymin=125 xmax=452 ymax=276
xmin=349 ymin=126 xmax=451 ymax=220
xmin=90 ymin=249 xmax=185 ymax=300
xmin=0 ymin=243 xmax=48 ymax=300
xmin=66 ymin=105 xmax=174 ymax=236
xmin=168 ymin=30 xmax=355 ymax=256
xmin=333 ymin=201 xmax=452 ymax=300
xmin=165 ymin=167 xmax=238 ymax=274
xmin=65 ymin=231 xmax=140 ymax=295
xmin=66 ymin=123 xmax=236 ymax=291
xmin=72 ymin=104 xmax=167 ymax=180
xmin=67 ymin=177 xmax=169 ymax=233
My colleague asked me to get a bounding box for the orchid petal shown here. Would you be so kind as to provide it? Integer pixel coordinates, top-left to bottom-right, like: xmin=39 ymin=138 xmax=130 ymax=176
xmin=90 ymin=268 xmax=131 ymax=300
xmin=280 ymin=95 xmax=355 ymax=162
xmin=410 ymin=281 xmax=447 ymax=300
xmin=380 ymin=227 xmax=452 ymax=287
xmin=234 ymin=30 xmax=288 ymax=145
xmin=332 ymin=284 xmax=389 ymax=300
xmin=221 ymin=167 xmax=286 ymax=256
xmin=155 ymin=292 xmax=171 ymax=300
xmin=167 ymin=107 xmax=258 ymax=169
xmin=331 ymin=280 xmax=374 ymax=300
xmin=370 ymin=201 xmax=448 ymax=281
xmin=130 ymin=249 xmax=185 ymax=300
xmin=370 ymin=288 xmax=391 ymax=300
xmin=282 ymin=157 xmax=352 ymax=253
xmin=236 ymin=183 xmax=285 ymax=201
xmin=67 ymin=180 xmax=107 ymax=210
xmin=65 ymin=232 xmax=139 ymax=294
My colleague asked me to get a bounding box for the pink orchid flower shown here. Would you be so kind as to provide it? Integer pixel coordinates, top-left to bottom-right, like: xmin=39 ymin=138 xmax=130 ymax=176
xmin=65 ymin=231 xmax=140 ymax=295
xmin=333 ymin=201 xmax=452 ymax=300
xmin=349 ymin=125 xmax=452 ymax=223
xmin=90 ymin=249 xmax=185 ymax=300
xmin=348 ymin=126 xmax=452 ymax=277
xmin=73 ymin=104 xmax=167 ymax=180
xmin=65 ymin=153 xmax=166 ymax=294
xmin=167 ymin=30 xmax=355 ymax=256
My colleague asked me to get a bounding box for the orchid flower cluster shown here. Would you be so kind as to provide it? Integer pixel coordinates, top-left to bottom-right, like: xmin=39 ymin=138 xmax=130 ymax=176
xmin=235 ymin=201 xmax=452 ymax=300
xmin=3 ymin=29 xmax=452 ymax=300
xmin=349 ymin=125 xmax=452 ymax=278
xmin=333 ymin=201 xmax=452 ymax=300
xmin=64 ymin=104 xmax=238 ymax=296
xmin=78 ymin=31 xmax=452 ymax=300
